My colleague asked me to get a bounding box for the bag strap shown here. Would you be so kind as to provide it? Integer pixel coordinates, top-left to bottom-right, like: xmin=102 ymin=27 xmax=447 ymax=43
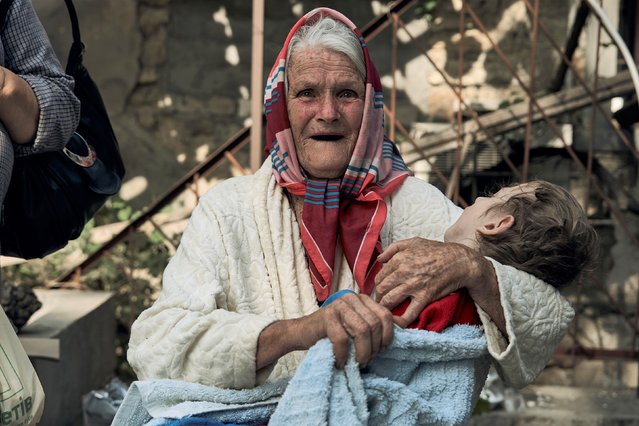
xmin=0 ymin=1 xmax=81 ymax=42
xmin=0 ymin=0 xmax=16 ymax=34
xmin=64 ymin=0 xmax=81 ymax=46
xmin=0 ymin=1 xmax=82 ymax=62
xmin=63 ymin=0 xmax=84 ymax=74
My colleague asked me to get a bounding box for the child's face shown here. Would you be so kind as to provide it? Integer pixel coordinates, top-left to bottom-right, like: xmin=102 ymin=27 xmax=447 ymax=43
xmin=444 ymin=184 xmax=535 ymax=248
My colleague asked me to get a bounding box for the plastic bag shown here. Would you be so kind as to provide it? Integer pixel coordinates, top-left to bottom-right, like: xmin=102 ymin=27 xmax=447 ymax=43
xmin=0 ymin=309 xmax=45 ymax=425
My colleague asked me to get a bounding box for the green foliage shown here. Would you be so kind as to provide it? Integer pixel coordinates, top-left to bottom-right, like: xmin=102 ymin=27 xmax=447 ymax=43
xmin=95 ymin=197 xmax=142 ymax=225
xmin=415 ymin=0 xmax=440 ymax=23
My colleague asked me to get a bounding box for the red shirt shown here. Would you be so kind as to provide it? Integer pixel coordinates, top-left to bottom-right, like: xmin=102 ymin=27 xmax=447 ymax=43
xmin=391 ymin=289 xmax=480 ymax=332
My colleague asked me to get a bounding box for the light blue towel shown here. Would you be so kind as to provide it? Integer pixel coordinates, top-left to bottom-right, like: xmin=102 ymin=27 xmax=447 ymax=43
xmin=112 ymin=325 xmax=489 ymax=426
xmin=270 ymin=325 xmax=490 ymax=425
xmin=112 ymin=378 xmax=285 ymax=425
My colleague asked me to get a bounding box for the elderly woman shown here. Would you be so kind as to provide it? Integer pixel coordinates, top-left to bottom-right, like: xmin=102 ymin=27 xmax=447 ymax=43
xmin=128 ymin=8 xmax=573 ymax=391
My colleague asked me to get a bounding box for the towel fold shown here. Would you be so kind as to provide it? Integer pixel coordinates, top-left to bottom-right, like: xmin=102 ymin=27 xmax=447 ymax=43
xmin=112 ymin=378 xmax=286 ymax=425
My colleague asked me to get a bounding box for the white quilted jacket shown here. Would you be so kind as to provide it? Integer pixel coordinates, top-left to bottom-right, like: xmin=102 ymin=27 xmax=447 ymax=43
xmin=128 ymin=160 xmax=574 ymax=390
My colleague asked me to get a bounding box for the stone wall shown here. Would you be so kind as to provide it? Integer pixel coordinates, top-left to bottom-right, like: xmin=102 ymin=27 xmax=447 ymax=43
xmin=33 ymin=0 xmax=575 ymax=206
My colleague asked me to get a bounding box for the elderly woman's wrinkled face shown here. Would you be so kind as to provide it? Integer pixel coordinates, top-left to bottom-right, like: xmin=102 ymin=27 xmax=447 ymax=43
xmin=286 ymin=48 xmax=365 ymax=179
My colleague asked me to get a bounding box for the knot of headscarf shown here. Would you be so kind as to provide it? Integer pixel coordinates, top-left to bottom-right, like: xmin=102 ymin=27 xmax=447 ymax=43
xmin=264 ymin=8 xmax=410 ymax=302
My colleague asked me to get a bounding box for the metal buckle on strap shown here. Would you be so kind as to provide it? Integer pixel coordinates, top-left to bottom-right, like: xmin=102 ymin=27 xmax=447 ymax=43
xmin=63 ymin=132 xmax=97 ymax=168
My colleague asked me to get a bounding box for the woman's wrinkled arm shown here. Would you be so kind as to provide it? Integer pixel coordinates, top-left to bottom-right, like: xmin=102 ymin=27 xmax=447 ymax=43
xmin=377 ymin=181 xmax=574 ymax=387
xmin=1 ymin=0 xmax=79 ymax=149
xmin=127 ymin=200 xmax=276 ymax=390
xmin=257 ymin=292 xmax=394 ymax=371
xmin=376 ymin=237 xmax=507 ymax=333
xmin=376 ymin=237 xmax=574 ymax=388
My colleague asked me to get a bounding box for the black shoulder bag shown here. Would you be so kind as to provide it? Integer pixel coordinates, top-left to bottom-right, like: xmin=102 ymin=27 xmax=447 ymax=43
xmin=0 ymin=0 xmax=125 ymax=259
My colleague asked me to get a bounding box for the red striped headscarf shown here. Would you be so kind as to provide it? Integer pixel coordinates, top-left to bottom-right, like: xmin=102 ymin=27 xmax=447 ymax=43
xmin=264 ymin=8 xmax=411 ymax=302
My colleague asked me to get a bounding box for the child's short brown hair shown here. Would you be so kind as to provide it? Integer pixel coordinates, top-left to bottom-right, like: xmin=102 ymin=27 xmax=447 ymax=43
xmin=477 ymin=181 xmax=598 ymax=288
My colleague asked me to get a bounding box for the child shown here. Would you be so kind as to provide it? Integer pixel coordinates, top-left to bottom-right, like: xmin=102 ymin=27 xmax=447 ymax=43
xmin=393 ymin=180 xmax=598 ymax=331
xmin=444 ymin=180 xmax=598 ymax=288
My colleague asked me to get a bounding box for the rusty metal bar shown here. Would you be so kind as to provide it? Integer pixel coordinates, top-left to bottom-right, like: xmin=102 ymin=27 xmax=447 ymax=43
xmin=396 ymin=17 xmax=522 ymax=180
xmin=570 ymin=1 xmax=602 ymax=366
xmin=225 ymin=151 xmax=247 ymax=176
xmin=521 ymin=0 xmax=639 ymax=162
xmin=250 ymin=0 xmax=265 ymax=172
xmin=522 ymin=0 xmax=540 ymax=182
xmin=148 ymin=218 xmax=179 ymax=253
xmin=360 ymin=0 xmax=416 ymax=41
xmin=555 ymin=347 xmax=639 ymax=361
xmin=572 ymin=0 xmax=602 ymax=369
xmin=189 ymin=172 xmax=201 ymax=200
xmin=389 ymin=13 xmax=398 ymax=142
xmin=449 ymin=2 xmax=465 ymax=204
xmin=464 ymin=1 xmax=639 ymax=248
xmin=586 ymin=0 xmax=603 ymax=216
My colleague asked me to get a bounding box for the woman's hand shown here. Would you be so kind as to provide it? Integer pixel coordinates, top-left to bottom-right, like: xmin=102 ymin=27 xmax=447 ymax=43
xmin=316 ymin=292 xmax=394 ymax=368
xmin=256 ymin=293 xmax=394 ymax=370
xmin=375 ymin=237 xmax=505 ymax=332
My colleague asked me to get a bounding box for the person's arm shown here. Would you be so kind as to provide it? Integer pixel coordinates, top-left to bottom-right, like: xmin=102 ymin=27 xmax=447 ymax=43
xmin=376 ymin=238 xmax=507 ymax=334
xmin=375 ymin=237 xmax=574 ymax=388
xmin=0 ymin=66 xmax=39 ymax=143
xmin=375 ymin=179 xmax=574 ymax=388
xmin=127 ymin=194 xmax=275 ymax=390
xmin=1 ymin=0 xmax=79 ymax=149
xmin=128 ymin=185 xmax=394 ymax=389
xmin=479 ymin=259 xmax=574 ymax=388
xmin=256 ymin=292 xmax=394 ymax=371
xmin=466 ymin=257 xmax=507 ymax=335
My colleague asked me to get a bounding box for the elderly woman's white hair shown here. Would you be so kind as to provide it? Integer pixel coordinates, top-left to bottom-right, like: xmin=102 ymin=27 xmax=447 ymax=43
xmin=285 ymin=14 xmax=366 ymax=90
